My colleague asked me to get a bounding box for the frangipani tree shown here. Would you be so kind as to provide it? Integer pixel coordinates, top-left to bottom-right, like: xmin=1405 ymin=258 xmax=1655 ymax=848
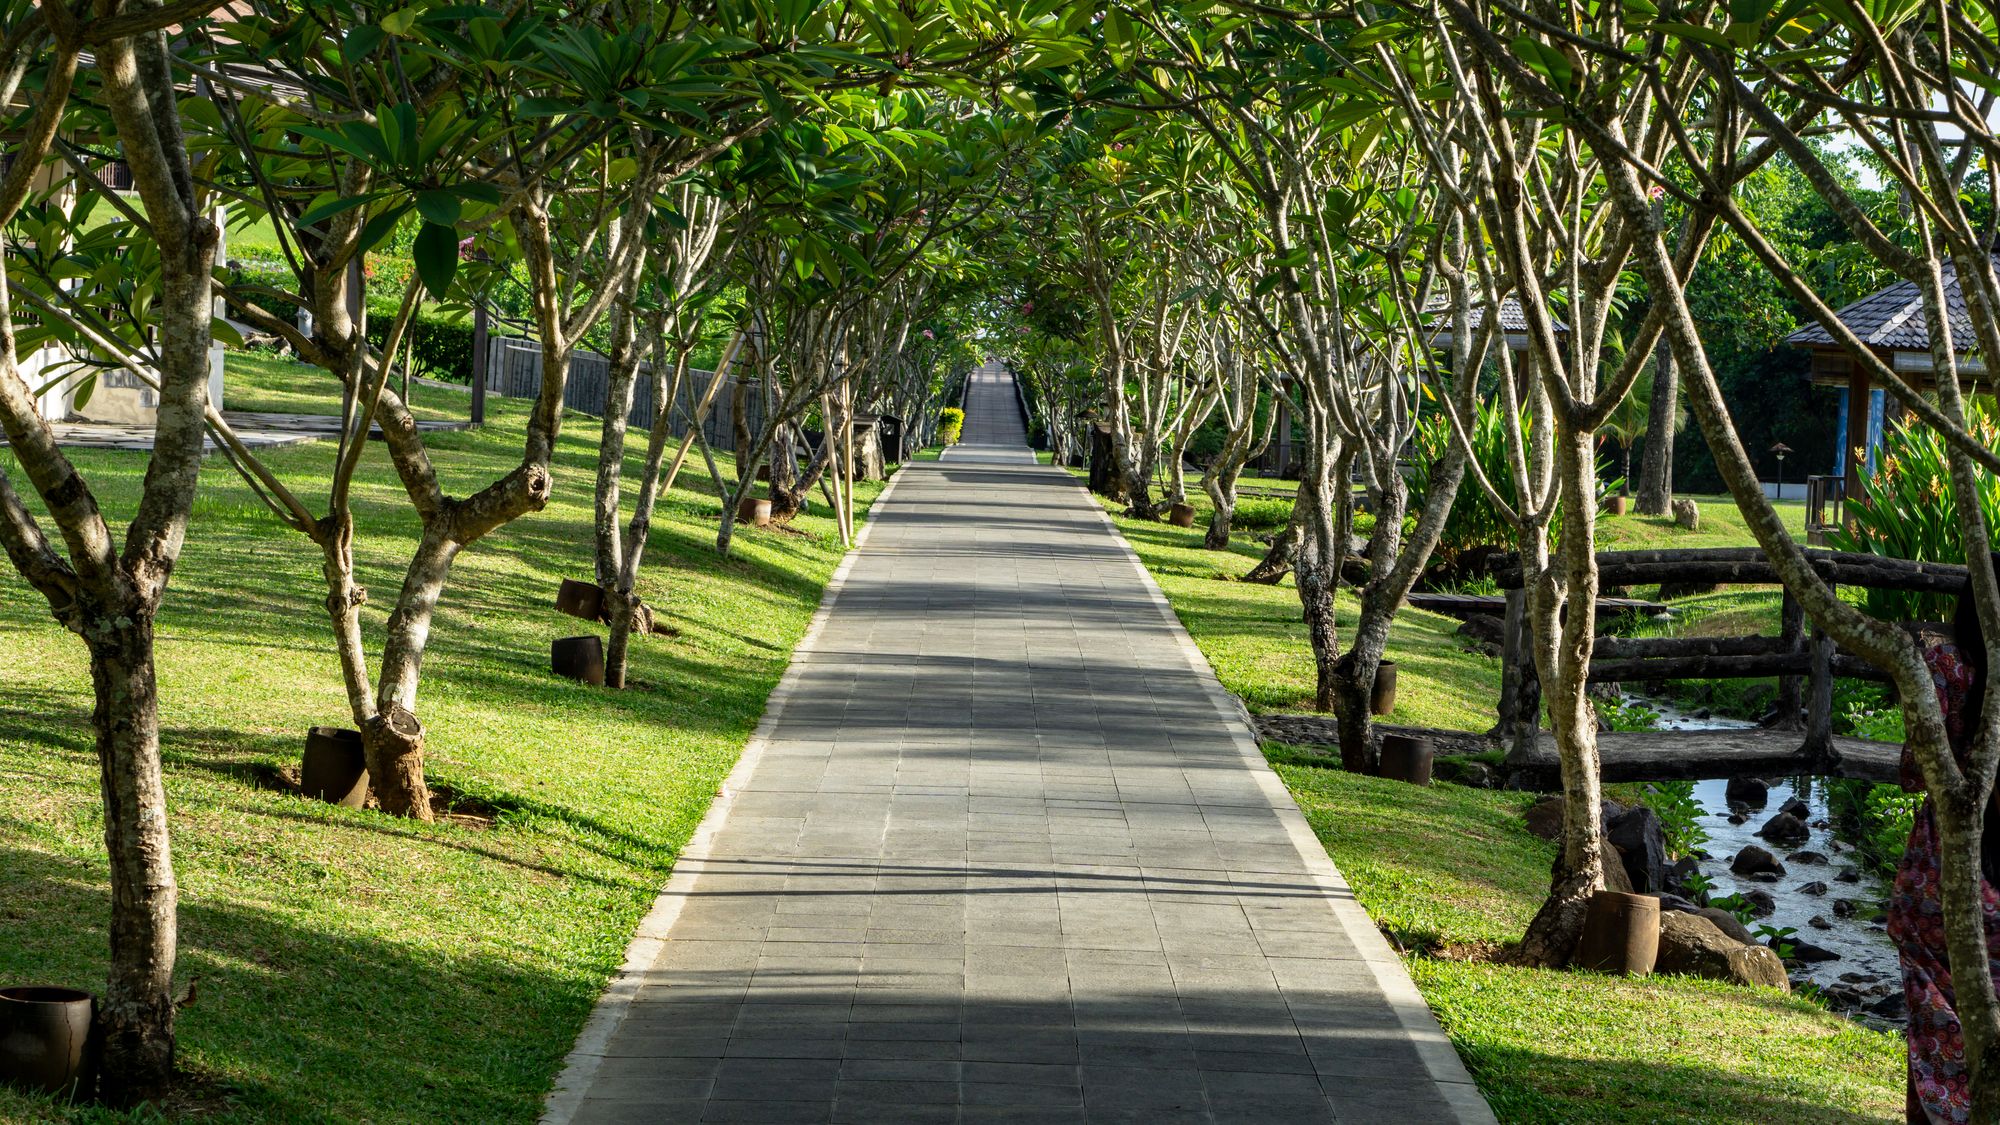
xmin=1056 ymin=5 xmax=1488 ymax=773
xmin=198 ymin=0 xmax=714 ymax=817
xmin=0 ymin=1 xmax=230 ymax=1101
xmin=1563 ymin=1 xmax=2000 ymax=1105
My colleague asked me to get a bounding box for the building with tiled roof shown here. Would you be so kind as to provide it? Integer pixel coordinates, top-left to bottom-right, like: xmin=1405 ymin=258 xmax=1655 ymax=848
xmin=1783 ymin=262 xmax=1983 ymax=503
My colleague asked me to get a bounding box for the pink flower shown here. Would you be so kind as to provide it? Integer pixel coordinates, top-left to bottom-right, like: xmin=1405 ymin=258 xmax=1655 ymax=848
xmin=922 ymin=329 xmax=934 ymax=339
xmin=458 ymin=236 xmax=477 ymax=260
xmin=1648 ymin=184 xmax=1665 ymax=201
xmin=1021 ymin=300 xmax=1035 ymax=315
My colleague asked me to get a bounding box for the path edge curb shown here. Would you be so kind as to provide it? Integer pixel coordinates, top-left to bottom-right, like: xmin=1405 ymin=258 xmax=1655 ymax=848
xmin=538 ymin=463 xmax=914 ymax=1125
xmin=1061 ymin=469 xmax=1500 ymax=1125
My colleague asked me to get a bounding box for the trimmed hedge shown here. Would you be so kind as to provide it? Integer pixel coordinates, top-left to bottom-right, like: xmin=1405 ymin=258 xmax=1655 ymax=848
xmin=365 ymin=304 xmax=477 ymax=386
xmin=222 ymin=262 xmax=477 ymax=385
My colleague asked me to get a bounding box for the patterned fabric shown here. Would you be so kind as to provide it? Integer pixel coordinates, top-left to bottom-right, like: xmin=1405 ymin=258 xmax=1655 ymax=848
xmin=1889 ymin=642 xmax=1999 ymax=1125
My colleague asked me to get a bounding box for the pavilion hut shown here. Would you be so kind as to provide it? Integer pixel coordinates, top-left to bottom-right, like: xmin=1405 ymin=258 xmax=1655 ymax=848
xmin=1250 ymin=297 xmax=1570 ymax=478
xmin=1784 ymin=267 xmax=1981 ymax=528
xmin=1424 ymin=295 xmax=1573 ymax=406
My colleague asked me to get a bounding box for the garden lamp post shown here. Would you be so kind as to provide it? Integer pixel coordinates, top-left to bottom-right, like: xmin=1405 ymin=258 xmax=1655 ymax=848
xmin=1771 ymin=441 xmax=1792 ymax=501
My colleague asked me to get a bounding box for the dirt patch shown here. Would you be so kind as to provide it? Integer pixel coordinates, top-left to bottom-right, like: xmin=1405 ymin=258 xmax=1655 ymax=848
xmin=252 ymin=764 xmax=497 ymax=829
xmin=146 ymin=1061 xmax=241 ymax=1118
xmin=1255 ymin=713 xmax=1498 ymax=757
xmin=1422 ymin=938 xmax=1511 ymax=963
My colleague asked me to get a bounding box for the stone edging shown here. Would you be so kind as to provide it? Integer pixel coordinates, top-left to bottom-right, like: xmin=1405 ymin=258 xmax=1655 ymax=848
xmin=538 ymin=463 xmax=912 ymax=1125
xmin=1057 ymin=470 xmax=1501 ymax=1125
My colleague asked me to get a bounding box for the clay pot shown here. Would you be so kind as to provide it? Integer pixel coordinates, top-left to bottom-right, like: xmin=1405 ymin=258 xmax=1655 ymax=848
xmin=0 ymin=986 xmax=95 ymax=1099
xmin=1167 ymin=502 xmax=1197 ymax=528
xmin=555 ymin=578 xmax=604 ymax=622
xmin=1576 ymin=890 xmax=1660 ymax=976
xmin=1377 ymin=734 xmax=1433 ymax=786
xmin=1606 ymin=494 xmax=1629 ymax=516
xmin=1370 ymin=661 xmax=1398 ymax=716
xmin=552 ymin=635 xmax=605 ymax=686
xmin=736 ymin=497 xmax=772 ymax=527
xmin=301 ymin=726 xmax=368 ymax=808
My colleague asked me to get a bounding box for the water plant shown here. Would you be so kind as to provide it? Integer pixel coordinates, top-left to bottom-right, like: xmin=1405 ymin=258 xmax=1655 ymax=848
xmin=1826 ymin=778 xmax=1922 ymax=881
xmin=1640 ymin=780 xmax=1708 ymax=859
xmin=1709 ymin=892 xmax=1758 ymax=926
xmin=1756 ymin=923 xmax=1799 ymax=961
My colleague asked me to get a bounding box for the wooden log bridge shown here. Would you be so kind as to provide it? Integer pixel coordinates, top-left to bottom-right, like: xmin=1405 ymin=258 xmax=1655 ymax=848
xmin=1491 ymin=547 xmax=1967 ymax=785
xmin=1504 ymin=730 xmax=1900 ymax=790
xmin=1407 ymin=590 xmax=1668 ymax=622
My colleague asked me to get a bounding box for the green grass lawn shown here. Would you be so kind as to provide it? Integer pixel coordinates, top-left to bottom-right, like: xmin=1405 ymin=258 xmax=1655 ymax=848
xmin=1086 ymin=493 xmax=1502 ymax=728
xmin=1272 ymin=753 xmax=1903 ymax=1123
xmin=1083 ymin=481 xmax=1904 ymax=1123
xmin=1595 ymin=493 xmax=1809 ymax=550
xmin=221 ymin=350 xmax=473 ymax=422
xmin=1 ymin=353 xmax=883 ymax=1122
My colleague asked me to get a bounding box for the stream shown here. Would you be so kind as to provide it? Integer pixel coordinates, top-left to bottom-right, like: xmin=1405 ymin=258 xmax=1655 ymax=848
xmin=1639 ymin=696 xmax=1905 ymax=1025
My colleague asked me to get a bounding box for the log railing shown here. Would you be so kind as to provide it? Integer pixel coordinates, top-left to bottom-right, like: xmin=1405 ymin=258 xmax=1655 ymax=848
xmin=1492 ymin=547 xmax=1968 ymax=773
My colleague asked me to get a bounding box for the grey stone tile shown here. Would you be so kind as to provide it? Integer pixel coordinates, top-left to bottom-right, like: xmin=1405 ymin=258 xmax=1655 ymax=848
xmin=554 ymin=366 xmax=1488 ymax=1125
xmin=829 ymin=1100 xmax=956 ymax=1125
xmin=963 ymin=1080 xmax=1086 ymax=1107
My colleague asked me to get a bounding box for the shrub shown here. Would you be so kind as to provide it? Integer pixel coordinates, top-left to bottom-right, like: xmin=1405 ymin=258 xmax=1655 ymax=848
xmin=1410 ymin=398 xmax=1611 ymax=564
xmin=1410 ymin=400 xmax=1534 ymax=563
xmin=365 ymin=305 xmax=478 ymax=385
xmin=226 ymin=260 xmax=304 ymax=328
xmin=1233 ymin=496 xmax=1294 ymax=530
xmin=939 ymin=406 xmax=964 ymax=445
xmin=1826 ymin=400 xmax=2000 ymax=620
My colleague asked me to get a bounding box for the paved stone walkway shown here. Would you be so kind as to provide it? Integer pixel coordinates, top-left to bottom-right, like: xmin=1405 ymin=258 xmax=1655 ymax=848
xmin=5 ymin=410 xmax=468 ymax=453
xmin=545 ymin=362 xmax=1493 ymax=1124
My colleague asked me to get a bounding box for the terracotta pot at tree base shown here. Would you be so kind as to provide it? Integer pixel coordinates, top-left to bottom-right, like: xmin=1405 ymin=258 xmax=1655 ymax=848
xmin=552 ymin=635 xmax=605 ymax=685
xmin=0 ymin=986 xmax=95 ymax=1099
xmin=555 ymin=578 xmax=604 ymax=622
xmin=736 ymin=497 xmax=772 ymax=527
xmin=1377 ymin=734 xmax=1433 ymax=786
xmin=301 ymin=726 xmax=369 ymax=807
xmin=1576 ymin=890 xmax=1660 ymax=976
xmin=1370 ymin=661 xmax=1398 ymax=716
xmin=1168 ymin=502 xmax=1196 ymax=528
xmin=1607 ymin=494 xmax=1629 ymax=516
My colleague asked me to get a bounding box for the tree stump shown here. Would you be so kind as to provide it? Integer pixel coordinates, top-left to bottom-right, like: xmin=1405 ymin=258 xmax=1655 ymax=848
xmin=1671 ymin=498 xmax=1700 ymax=531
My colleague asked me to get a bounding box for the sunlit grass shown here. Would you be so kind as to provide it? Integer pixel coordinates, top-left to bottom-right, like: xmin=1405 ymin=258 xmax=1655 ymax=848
xmin=1 ymin=352 xmax=884 ymax=1122
xmin=1095 ymin=480 xmax=1905 ymax=1124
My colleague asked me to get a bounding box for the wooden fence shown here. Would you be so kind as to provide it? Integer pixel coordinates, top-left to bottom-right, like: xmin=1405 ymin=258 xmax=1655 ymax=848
xmin=481 ymin=335 xmax=764 ymax=449
xmin=1492 ymin=547 xmax=1969 ymax=781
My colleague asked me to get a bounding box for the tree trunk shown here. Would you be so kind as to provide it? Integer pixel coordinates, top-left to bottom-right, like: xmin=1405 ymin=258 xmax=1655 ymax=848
xmin=314 ymin=515 xmax=375 ymax=725
xmin=594 ymin=307 xmax=644 ymax=687
xmin=1635 ymin=346 xmax=1676 ymax=515
xmin=1244 ymin=494 xmax=1306 ymax=583
xmin=1298 ymin=541 xmax=1339 ymax=712
xmin=362 ymin=704 xmax=431 ymax=821
xmin=1512 ymin=427 xmax=1607 ymax=968
xmin=594 ymin=308 xmax=640 ymax=593
xmin=1293 ymin=471 xmax=1342 ymax=713
xmin=366 ymin=527 xmax=463 ymax=819
xmin=603 ymin=585 xmax=638 ymax=690
xmin=1203 ymin=491 xmax=1235 ymax=550
xmin=730 ymin=377 xmax=752 ymax=479
xmin=88 ymin=616 xmax=178 ymax=1107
